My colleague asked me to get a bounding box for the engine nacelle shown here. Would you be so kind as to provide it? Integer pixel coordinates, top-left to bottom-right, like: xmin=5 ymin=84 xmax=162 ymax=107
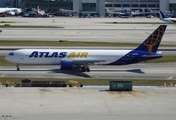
xmin=60 ymin=61 xmax=73 ymax=70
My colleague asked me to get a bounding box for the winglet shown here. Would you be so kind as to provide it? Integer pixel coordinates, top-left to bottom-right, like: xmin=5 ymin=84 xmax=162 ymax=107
xmin=160 ymin=10 xmax=167 ymax=19
xmin=135 ymin=25 xmax=167 ymax=53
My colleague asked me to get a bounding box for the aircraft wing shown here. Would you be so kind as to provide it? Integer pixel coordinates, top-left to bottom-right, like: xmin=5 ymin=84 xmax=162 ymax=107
xmin=0 ymin=11 xmax=8 ymax=14
xmin=72 ymin=59 xmax=107 ymax=65
xmin=0 ymin=10 xmax=14 ymax=15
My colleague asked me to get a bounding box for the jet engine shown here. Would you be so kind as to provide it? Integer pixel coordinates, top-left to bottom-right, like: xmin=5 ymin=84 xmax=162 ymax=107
xmin=60 ymin=61 xmax=73 ymax=70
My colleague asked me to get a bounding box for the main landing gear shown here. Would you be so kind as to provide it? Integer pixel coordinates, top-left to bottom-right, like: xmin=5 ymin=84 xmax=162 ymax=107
xmin=81 ymin=66 xmax=90 ymax=72
xmin=16 ymin=64 xmax=20 ymax=71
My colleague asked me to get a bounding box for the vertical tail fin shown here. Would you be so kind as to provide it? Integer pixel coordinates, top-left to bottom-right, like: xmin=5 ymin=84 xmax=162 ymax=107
xmin=37 ymin=6 xmax=40 ymax=14
xmin=160 ymin=10 xmax=167 ymax=19
xmin=135 ymin=25 xmax=167 ymax=53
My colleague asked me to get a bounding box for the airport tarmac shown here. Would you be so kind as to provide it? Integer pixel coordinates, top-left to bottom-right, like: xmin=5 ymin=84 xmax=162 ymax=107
xmin=0 ymin=17 xmax=163 ymax=27
xmin=0 ymin=28 xmax=176 ymax=44
xmin=0 ymin=26 xmax=176 ymax=44
xmin=0 ymin=17 xmax=176 ymax=120
xmin=0 ymin=63 xmax=176 ymax=80
xmin=0 ymin=87 xmax=176 ymax=120
xmin=0 ymin=17 xmax=176 ymax=44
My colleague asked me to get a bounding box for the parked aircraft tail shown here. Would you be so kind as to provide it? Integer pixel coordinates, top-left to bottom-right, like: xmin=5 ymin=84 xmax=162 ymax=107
xmin=159 ymin=10 xmax=167 ymax=19
xmin=135 ymin=25 xmax=167 ymax=53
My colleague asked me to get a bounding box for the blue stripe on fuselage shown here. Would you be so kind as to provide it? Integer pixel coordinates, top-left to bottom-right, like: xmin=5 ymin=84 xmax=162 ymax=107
xmin=107 ymin=50 xmax=162 ymax=65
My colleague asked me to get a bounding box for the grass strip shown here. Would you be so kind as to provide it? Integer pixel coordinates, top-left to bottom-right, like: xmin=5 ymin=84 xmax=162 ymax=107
xmin=0 ymin=56 xmax=176 ymax=66
xmin=0 ymin=40 xmax=176 ymax=47
xmin=0 ymin=25 xmax=64 ymax=28
xmin=0 ymin=21 xmax=15 ymax=23
xmin=147 ymin=56 xmax=176 ymax=63
xmin=0 ymin=78 xmax=176 ymax=85
xmin=105 ymin=22 xmax=172 ymax=24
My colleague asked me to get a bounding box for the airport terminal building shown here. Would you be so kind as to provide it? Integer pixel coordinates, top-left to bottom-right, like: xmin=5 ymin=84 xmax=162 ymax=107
xmin=0 ymin=0 xmax=176 ymax=16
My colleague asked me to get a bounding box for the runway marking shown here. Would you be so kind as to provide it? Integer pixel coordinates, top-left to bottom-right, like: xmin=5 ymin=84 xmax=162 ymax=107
xmin=167 ymin=76 xmax=173 ymax=80
xmin=0 ymin=74 xmax=6 ymax=77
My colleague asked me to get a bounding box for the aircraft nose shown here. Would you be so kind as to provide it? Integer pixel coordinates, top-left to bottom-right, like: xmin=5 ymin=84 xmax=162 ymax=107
xmin=5 ymin=55 xmax=10 ymax=62
xmin=5 ymin=55 xmax=9 ymax=61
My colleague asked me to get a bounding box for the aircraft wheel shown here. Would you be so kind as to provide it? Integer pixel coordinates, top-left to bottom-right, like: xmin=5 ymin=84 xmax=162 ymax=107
xmin=17 ymin=67 xmax=20 ymax=71
xmin=86 ymin=67 xmax=90 ymax=72
xmin=81 ymin=67 xmax=86 ymax=72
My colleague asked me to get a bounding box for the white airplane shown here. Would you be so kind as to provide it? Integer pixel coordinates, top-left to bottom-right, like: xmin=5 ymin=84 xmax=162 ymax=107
xmin=159 ymin=10 xmax=176 ymax=23
xmin=0 ymin=8 xmax=21 ymax=16
xmin=37 ymin=6 xmax=45 ymax=16
xmin=5 ymin=25 xmax=167 ymax=72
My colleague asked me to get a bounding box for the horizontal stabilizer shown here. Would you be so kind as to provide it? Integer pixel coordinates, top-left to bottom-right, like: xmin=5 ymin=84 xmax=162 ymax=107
xmin=142 ymin=54 xmax=162 ymax=58
xmin=73 ymin=59 xmax=107 ymax=64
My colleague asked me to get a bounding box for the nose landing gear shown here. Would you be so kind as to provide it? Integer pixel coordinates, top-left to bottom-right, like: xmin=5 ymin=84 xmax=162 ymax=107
xmin=16 ymin=64 xmax=20 ymax=71
xmin=17 ymin=67 xmax=20 ymax=71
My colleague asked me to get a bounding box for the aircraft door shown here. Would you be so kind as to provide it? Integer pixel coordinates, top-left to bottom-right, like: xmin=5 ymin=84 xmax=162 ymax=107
xmin=19 ymin=53 xmax=25 ymax=61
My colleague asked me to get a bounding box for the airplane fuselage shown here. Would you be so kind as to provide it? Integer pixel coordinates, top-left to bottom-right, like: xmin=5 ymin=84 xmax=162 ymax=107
xmin=162 ymin=18 xmax=176 ymax=23
xmin=5 ymin=49 xmax=162 ymax=65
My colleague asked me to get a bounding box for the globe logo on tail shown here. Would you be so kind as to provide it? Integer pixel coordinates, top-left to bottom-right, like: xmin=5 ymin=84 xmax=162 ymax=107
xmin=143 ymin=26 xmax=165 ymax=52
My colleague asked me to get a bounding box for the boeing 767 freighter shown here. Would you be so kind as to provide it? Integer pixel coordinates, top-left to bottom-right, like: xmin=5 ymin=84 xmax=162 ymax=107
xmin=5 ymin=25 xmax=167 ymax=72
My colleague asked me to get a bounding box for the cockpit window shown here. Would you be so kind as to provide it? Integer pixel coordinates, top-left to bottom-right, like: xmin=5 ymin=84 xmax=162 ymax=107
xmin=8 ymin=52 xmax=14 ymax=56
